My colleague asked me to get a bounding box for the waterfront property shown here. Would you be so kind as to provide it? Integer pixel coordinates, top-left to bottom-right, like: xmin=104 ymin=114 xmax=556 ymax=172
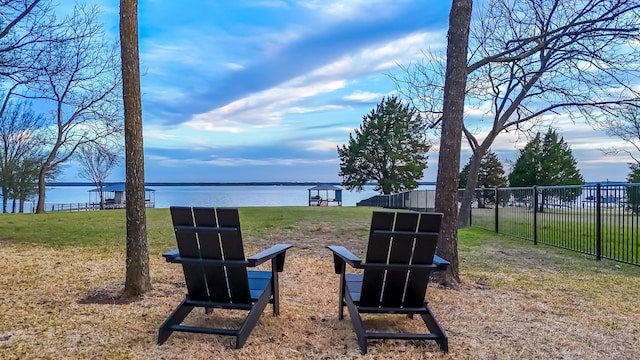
xmin=88 ymin=184 xmax=156 ymax=209
xmin=308 ymin=184 xmax=342 ymax=206
xmin=36 ymin=184 xmax=157 ymax=212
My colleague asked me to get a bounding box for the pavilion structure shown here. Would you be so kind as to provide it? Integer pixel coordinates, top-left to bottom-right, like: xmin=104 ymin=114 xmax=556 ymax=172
xmin=308 ymin=184 xmax=342 ymax=206
xmin=88 ymin=184 xmax=156 ymax=209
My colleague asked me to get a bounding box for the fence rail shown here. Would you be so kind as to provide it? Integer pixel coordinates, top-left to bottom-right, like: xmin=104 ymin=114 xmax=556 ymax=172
xmin=356 ymin=189 xmax=436 ymax=211
xmin=357 ymin=183 xmax=640 ymax=267
xmin=7 ymin=201 xmax=155 ymax=214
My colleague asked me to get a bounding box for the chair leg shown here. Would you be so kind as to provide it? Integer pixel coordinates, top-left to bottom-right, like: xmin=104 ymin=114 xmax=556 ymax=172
xmin=344 ymin=290 xmax=367 ymax=355
xmin=271 ymin=267 xmax=280 ymax=316
xmin=236 ymin=282 xmax=273 ymax=349
xmin=420 ymin=306 xmax=448 ymax=352
xmin=158 ymin=299 xmax=194 ymax=345
xmin=338 ymin=267 xmax=346 ymax=320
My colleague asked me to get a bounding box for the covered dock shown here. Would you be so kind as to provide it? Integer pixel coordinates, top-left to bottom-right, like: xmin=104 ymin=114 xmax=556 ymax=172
xmin=89 ymin=184 xmax=156 ymax=209
xmin=308 ymin=184 xmax=342 ymax=206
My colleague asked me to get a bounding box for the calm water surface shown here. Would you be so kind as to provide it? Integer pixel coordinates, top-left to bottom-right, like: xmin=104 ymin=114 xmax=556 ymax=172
xmin=42 ymin=185 xmax=385 ymax=208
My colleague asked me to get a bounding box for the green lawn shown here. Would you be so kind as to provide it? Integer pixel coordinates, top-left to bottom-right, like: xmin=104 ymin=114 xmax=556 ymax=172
xmin=0 ymin=207 xmax=375 ymax=251
xmin=1 ymin=205 xmax=635 ymax=274
xmin=472 ymin=206 xmax=640 ymax=264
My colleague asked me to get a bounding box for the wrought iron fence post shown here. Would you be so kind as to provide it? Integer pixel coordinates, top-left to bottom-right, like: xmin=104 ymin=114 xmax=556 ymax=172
xmin=494 ymin=187 xmax=499 ymax=232
xmin=533 ymin=186 xmax=538 ymax=245
xmin=596 ymin=183 xmax=602 ymax=261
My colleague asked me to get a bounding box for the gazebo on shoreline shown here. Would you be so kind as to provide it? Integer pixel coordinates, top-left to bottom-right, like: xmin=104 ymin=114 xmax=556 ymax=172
xmin=88 ymin=184 xmax=156 ymax=209
xmin=308 ymin=184 xmax=342 ymax=206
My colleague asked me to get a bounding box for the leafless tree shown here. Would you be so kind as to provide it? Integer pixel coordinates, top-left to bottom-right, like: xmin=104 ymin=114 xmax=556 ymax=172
xmin=77 ymin=143 xmax=121 ymax=210
xmin=434 ymin=0 xmax=473 ymax=286
xmin=24 ymin=4 xmax=123 ymax=213
xmin=0 ymin=99 xmax=45 ymax=213
xmin=395 ymin=0 xmax=640 ymax=228
xmin=0 ymin=1 xmax=66 ymax=103
xmin=600 ymin=104 xmax=640 ymax=162
xmin=120 ymin=0 xmax=151 ymax=296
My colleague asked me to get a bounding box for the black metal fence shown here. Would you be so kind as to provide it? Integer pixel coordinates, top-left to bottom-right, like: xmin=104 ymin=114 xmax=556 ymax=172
xmin=356 ymin=189 xmax=436 ymax=211
xmin=467 ymin=184 xmax=640 ymax=266
xmin=357 ymin=183 xmax=640 ymax=267
xmin=10 ymin=201 xmax=156 ymax=213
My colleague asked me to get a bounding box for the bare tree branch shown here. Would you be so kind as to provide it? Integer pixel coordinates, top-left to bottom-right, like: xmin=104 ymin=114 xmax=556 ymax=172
xmin=395 ymin=0 xmax=640 ymax=228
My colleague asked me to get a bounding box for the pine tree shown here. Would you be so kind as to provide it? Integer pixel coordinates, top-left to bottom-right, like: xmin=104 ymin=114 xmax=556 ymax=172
xmin=459 ymin=150 xmax=507 ymax=188
xmin=338 ymin=96 xmax=430 ymax=194
xmin=626 ymin=163 xmax=640 ymax=214
xmin=509 ymin=129 xmax=583 ymax=187
xmin=509 ymin=128 xmax=584 ymax=210
xmin=508 ymin=133 xmax=544 ymax=187
xmin=460 ymin=150 xmax=508 ymax=207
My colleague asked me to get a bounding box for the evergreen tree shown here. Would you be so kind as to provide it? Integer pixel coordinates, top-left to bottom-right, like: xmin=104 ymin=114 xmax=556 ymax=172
xmin=509 ymin=129 xmax=583 ymax=187
xmin=338 ymin=96 xmax=430 ymax=194
xmin=626 ymin=163 xmax=640 ymax=214
xmin=508 ymin=133 xmax=544 ymax=187
xmin=459 ymin=150 xmax=507 ymax=188
xmin=460 ymin=150 xmax=507 ymax=207
xmin=509 ymin=128 xmax=584 ymax=210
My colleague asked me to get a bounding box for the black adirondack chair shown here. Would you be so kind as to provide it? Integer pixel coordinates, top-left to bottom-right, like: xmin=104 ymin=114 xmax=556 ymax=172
xmin=158 ymin=207 xmax=292 ymax=348
xmin=328 ymin=211 xmax=450 ymax=354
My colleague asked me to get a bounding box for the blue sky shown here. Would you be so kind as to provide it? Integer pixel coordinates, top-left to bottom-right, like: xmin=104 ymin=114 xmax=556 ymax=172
xmin=60 ymin=0 xmax=633 ymax=183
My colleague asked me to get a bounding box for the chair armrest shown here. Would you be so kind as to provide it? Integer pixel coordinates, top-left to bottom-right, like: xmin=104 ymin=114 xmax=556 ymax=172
xmin=327 ymin=246 xmax=362 ymax=266
xmin=162 ymin=249 xmax=179 ymax=262
xmin=328 ymin=245 xmax=362 ymax=274
xmin=247 ymin=244 xmax=293 ymax=267
xmin=433 ymin=255 xmax=450 ymax=270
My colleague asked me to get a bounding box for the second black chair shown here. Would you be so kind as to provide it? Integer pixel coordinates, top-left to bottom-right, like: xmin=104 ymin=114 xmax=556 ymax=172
xmin=328 ymin=211 xmax=449 ymax=354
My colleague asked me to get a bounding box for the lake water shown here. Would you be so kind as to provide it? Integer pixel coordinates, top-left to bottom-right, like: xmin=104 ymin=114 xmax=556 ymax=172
xmin=39 ymin=184 xmax=387 ymax=209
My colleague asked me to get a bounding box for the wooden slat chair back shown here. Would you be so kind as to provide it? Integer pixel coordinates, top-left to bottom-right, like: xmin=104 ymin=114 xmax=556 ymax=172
xmin=360 ymin=211 xmax=440 ymax=308
xmin=171 ymin=207 xmax=251 ymax=304
xmin=158 ymin=207 xmax=292 ymax=349
xmin=328 ymin=211 xmax=449 ymax=354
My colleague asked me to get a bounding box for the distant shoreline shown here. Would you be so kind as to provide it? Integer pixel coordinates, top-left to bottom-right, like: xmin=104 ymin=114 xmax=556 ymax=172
xmin=47 ymin=181 xmax=438 ymax=187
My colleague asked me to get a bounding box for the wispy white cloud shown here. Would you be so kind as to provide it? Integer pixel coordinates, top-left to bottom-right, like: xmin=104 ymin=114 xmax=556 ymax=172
xmin=183 ymin=31 xmax=444 ymax=132
xmin=297 ymin=139 xmax=341 ymax=152
xmin=147 ymin=154 xmax=336 ymax=167
xmin=185 ymin=80 xmax=347 ymax=131
xmin=297 ymin=0 xmax=411 ymax=22
xmin=224 ymin=62 xmax=245 ymax=71
xmin=344 ymin=90 xmax=388 ymax=102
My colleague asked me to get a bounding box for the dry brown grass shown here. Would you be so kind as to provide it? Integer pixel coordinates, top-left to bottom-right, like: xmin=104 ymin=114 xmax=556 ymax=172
xmin=1 ymin=225 xmax=640 ymax=360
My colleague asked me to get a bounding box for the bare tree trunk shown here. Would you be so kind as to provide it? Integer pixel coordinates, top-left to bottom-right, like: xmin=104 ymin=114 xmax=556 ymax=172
xmin=99 ymin=184 xmax=105 ymax=210
xmin=2 ymin=186 xmax=7 ymax=213
xmin=434 ymin=0 xmax=472 ymax=287
xmin=458 ymin=138 xmax=493 ymax=228
xmin=36 ymin=167 xmax=46 ymax=213
xmin=120 ymin=0 xmax=150 ymax=297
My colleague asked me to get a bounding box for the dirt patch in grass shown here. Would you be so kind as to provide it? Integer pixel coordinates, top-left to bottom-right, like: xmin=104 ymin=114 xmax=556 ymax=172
xmin=1 ymin=227 xmax=640 ymax=359
xmin=78 ymin=286 xmax=141 ymax=305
